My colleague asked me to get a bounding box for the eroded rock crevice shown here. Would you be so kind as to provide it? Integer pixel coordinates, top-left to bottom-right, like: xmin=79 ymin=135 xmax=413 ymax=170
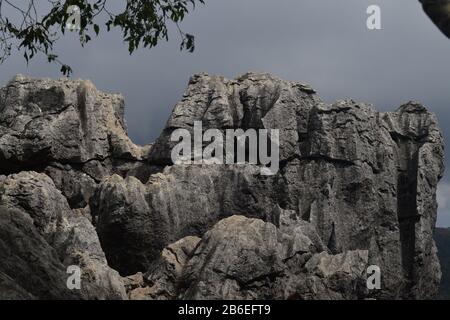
xmin=395 ymin=140 xmax=420 ymax=282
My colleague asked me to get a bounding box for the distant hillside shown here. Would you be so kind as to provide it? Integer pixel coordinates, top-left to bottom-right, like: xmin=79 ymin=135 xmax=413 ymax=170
xmin=435 ymin=228 xmax=450 ymax=299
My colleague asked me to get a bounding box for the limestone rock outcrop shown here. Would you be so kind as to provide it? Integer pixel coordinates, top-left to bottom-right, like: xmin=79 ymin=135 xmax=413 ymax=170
xmin=0 ymin=75 xmax=156 ymax=208
xmin=0 ymin=172 xmax=126 ymax=299
xmin=0 ymin=73 xmax=444 ymax=299
xmin=126 ymin=216 xmax=368 ymax=300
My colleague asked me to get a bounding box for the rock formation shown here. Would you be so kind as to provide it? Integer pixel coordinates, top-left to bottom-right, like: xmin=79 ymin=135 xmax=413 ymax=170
xmin=0 ymin=73 xmax=444 ymax=299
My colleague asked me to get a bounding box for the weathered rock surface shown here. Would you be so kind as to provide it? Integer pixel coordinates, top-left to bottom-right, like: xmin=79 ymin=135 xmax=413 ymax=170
xmin=128 ymin=216 xmax=368 ymax=300
xmin=0 ymin=172 xmax=126 ymax=299
xmin=0 ymin=73 xmax=445 ymax=300
xmin=125 ymin=236 xmax=201 ymax=300
xmin=0 ymin=75 xmax=156 ymax=208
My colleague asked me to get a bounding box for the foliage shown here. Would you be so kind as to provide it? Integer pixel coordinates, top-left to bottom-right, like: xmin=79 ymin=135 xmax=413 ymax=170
xmin=0 ymin=0 xmax=204 ymax=75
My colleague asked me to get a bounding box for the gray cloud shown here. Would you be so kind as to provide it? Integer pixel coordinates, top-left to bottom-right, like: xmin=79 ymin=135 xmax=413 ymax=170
xmin=438 ymin=181 xmax=450 ymax=227
xmin=1 ymin=0 xmax=449 ymax=225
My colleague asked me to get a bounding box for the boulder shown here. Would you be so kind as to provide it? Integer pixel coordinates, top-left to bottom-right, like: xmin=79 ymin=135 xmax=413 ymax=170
xmin=0 ymin=172 xmax=126 ymax=299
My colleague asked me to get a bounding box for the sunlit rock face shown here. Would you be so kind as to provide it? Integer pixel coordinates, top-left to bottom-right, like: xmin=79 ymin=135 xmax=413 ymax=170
xmin=0 ymin=73 xmax=444 ymax=299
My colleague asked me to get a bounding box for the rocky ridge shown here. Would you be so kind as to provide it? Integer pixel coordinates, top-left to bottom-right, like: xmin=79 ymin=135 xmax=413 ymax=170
xmin=0 ymin=73 xmax=444 ymax=299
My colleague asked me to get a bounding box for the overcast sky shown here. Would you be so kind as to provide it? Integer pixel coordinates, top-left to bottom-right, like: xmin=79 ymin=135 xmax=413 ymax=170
xmin=1 ymin=0 xmax=450 ymax=226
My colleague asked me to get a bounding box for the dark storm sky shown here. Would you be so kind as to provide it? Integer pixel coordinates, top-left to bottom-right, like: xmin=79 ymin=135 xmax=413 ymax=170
xmin=1 ymin=0 xmax=449 ymax=226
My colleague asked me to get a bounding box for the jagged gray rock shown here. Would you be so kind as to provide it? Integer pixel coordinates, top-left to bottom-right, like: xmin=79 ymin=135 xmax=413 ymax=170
xmin=0 ymin=73 xmax=445 ymax=300
xmin=91 ymin=174 xmax=158 ymax=275
xmin=91 ymin=164 xmax=280 ymax=275
xmin=148 ymin=73 xmax=319 ymax=165
xmin=0 ymin=272 xmax=37 ymax=300
xmin=93 ymin=73 xmax=443 ymax=299
xmin=125 ymin=236 xmax=201 ymax=300
xmin=0 ymin=75 xmax=155 ymax=208
xmin=0 ymin=205 xmax=79 ymax=300
xmin=0 ymin=172 xmax=126 ymax=299
xmin=128 ymin=215 xmax=368 ymax=300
